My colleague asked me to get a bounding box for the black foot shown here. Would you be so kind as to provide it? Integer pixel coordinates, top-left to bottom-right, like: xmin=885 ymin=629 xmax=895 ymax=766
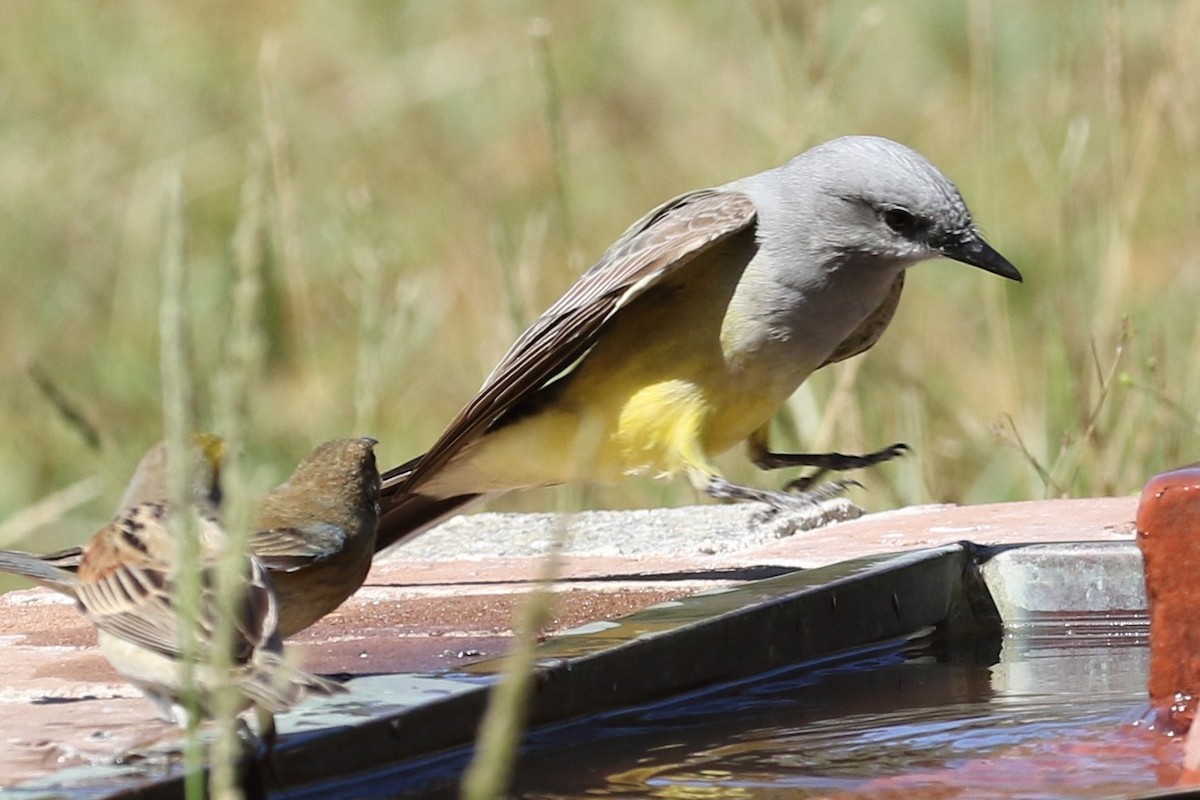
xmin=236 ymin=713 xmax=276 ymax=798
xmin=756 ymin=442 xmax=909 ymax=492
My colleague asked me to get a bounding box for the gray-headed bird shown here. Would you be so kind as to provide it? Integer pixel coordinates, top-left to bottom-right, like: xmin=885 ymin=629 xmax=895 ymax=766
xmin=375 ymin=136 xmax=1021 ymax=551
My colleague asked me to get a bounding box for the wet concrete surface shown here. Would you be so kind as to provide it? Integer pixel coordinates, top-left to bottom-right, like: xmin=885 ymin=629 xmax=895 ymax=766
xmin=0 ymin=496 xmax=1137 ymax=789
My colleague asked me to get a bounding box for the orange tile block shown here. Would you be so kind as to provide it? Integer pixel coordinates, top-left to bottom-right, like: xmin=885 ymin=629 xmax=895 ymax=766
xmin=1137 ymin=463 xmax=1200 ymax=732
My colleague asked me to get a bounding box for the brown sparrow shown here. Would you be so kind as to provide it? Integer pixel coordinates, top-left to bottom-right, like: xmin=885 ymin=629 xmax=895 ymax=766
xmin=0 ymin=436 xmax=381 ymax=638
xmin=74 ymin=499 xmax=344 ymax=725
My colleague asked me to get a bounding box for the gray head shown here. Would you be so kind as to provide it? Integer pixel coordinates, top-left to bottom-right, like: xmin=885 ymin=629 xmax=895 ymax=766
xmin=749 ymin=135 xmax=1021 ymax=282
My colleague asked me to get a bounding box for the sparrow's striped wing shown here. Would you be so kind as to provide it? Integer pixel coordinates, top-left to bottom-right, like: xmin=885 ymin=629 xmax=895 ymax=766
xmin=75 ymin=503 xmax=276 ymax=665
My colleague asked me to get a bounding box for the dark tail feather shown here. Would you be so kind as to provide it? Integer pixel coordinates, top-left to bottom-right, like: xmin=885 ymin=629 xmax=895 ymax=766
xmin=379 ymin=451 xmax=424 ymax=484
xmin=374 ymin=489 xmax=482 ymax=553
xmin=0 ymin=548 xmax=81 ymax=595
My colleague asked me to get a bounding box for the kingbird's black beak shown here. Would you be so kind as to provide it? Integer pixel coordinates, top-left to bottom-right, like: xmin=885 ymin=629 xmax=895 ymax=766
xmin=939 ymin=234 xmax=1022 ymax=283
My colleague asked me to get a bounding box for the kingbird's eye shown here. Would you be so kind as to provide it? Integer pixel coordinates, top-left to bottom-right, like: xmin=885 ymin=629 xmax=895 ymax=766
xmin=882 ymin=208 xmax=919 ymax=234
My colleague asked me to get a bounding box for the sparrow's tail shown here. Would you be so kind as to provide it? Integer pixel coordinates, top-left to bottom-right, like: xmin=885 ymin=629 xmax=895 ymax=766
xmin=0 ymin=547 xmax=81 ymax=595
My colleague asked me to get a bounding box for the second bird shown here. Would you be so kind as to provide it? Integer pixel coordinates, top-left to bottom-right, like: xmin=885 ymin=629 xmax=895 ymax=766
xmin=376 ymin=135 xmax=1022 ymax=550
xmin=0 ymin=436 xmax=381 ymax=639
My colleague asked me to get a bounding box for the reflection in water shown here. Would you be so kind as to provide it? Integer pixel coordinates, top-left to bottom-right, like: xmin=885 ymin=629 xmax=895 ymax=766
xmin=510 ymin=625 xmax=1168 ymax=800
xmin=292 ymin=621 xmax=1171 ymax=799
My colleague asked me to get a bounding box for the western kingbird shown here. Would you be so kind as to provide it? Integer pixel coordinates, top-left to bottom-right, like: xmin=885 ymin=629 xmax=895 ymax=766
xmin=376 ymin=135 xmax=1021 ymax=551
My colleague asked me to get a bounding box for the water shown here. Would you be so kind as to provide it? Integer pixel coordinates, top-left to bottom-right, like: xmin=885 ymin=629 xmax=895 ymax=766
xmin=296 ymin=617 xmax=1188 ymax=799
xmin=508 ymin=629 xmax=1166 ymax=799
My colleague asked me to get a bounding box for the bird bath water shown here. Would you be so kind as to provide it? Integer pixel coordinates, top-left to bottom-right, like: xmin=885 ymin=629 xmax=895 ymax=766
xmin=280 ymin=554 xmax=1168 ymax=800
xmin=495 ymin=616 xmax=1160 ymax=799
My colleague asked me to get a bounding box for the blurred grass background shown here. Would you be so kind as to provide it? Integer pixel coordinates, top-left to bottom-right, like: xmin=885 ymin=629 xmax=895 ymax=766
xmin=1 ymin=1 xmax=1198 ymax=576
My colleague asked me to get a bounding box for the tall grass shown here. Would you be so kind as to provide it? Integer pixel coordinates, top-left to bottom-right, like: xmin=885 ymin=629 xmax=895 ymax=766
xmin=1 ymin=2 xmax=1198 ymax=576
xmin=157 ymin=168 xmax=209 ymax=798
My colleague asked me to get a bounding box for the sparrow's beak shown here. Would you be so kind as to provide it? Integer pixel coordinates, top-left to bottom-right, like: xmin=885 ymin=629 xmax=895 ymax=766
xmin=939 ymin=233 xmax=1023 ymax=282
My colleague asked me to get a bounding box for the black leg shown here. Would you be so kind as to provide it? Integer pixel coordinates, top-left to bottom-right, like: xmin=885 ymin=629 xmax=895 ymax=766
xmin=752 ymin=442 xmax=910 ymax=491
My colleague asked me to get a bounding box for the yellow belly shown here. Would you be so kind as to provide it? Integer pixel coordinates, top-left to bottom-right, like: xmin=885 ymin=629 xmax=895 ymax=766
xmin=424 ymin=369 xmax=784 ymax=495
xmin=423 ymin=240 xmax=817 ymax=495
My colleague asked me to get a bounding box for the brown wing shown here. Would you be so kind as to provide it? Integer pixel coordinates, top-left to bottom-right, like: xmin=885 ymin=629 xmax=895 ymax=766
xmin=75 ymin=503 xmax=276 ymax=665
xmin=248 ymin=524 xmax=347 ymax=571
xmin=387 ymin=188 xmax=758 ymax=491
xmin=820 ymin=273 xmax=905 ymax=367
